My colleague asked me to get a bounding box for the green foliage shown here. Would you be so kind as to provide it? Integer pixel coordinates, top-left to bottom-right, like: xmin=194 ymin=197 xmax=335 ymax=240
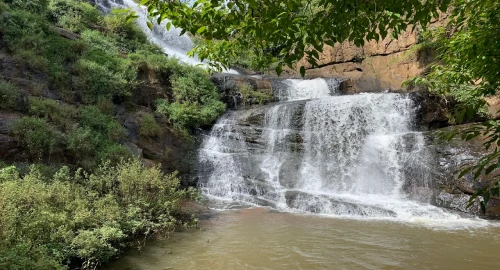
xmin=138 ymin=112 xmax=162 ymax=137
xmin=154 ymin=59 xmax=226 ymax=130
xmin=73 ymin=31 xmax=137 ymax=103
xmin=0 ymin=80 xmax=20 ymax=111
xmin=102 ymin=11 xmax=148 ymax=52
xmin=407 ymin=0 xmax=500 ymax=212
xmin=10 ymin=117 xmax=62 ymax=157
xmin=79 ymin=106 xmax=126 ymax=141
xmin=0 ymin=159 xmax=198 ymax=269
xmin=29 ymin=97 xmax=78 ymax=131
xmin=0 ymin=7 xmax=78 ymax=92
xmin=142 ymin=0 xmax=452 ymax=72
xmin=239 ymin=83 xmax=273 ymax=105
xmin=3 ymin=0 xmax=49 ymax=13
xmin=47 ymin=0 xmax=101 ymax=33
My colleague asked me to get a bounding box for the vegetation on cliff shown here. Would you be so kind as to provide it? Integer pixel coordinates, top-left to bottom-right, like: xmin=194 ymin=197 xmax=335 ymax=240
xmin=0 ymin=0 xmax=226 ymax=268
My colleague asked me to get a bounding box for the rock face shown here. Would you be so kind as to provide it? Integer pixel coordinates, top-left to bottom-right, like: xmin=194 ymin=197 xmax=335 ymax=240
xmin=424 ymin=125 xmax=500 ymax=218
xmin=115 ymin=109 xmax=197 ymax=177
xmin=284 ymin=13 xmax=449 ymax=93
xmin=211 ymin=73 xmax=350 ymax=109
xmin=0 ymin=113 xmax=22 ymax=160
xmin=211 ymin=74 xmax=274 ymax=109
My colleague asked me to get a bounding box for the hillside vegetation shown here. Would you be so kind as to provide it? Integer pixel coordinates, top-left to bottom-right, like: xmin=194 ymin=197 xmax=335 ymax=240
xmin=0 ymin=0 xmax=225 ymax=268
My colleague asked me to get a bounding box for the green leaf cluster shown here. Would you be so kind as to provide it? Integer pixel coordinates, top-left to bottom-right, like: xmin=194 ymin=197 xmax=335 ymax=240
xmin=406 ymin=0 xmax=500 ymax=212
xmin=142 ymin=0 xmax=452 ymax=72
xmin=154 ymin=60 xmax=226 ymax=131
xmin=0 ymin=159 xmax=198 ymax=269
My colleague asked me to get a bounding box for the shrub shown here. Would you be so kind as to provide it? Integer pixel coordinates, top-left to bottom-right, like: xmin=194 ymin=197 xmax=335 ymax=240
xmin=0 ymin=159 xmax=197 ymax=269
xmin=67 ymin=126 xmax=103 ymax=168
xmin=0 ymin=9 xmax=49 ymax=54
xmin=3 ymin=0 xmax=49 ymax=13
xmin=78 ymin=106 xmax=126 ymax=141
xmin=0 ymin=8 xmax=76 ymax=91
xmin=238 ymin=83 xmax=273 ymax=105
xmin=96 ymin=96 xmax=115 ymax=115
xmin=0 ymin=80 xmax=20 ymax=111
xmin=10 ymin=117 xmax=62 ymax=157
xmin=138 ymin=112 xmax=161 ymax=137
xmin=47 ymin=0 xmax=101 ymax=33
xmin=29 ymin=97 xmax=77 ymax=130
xmin=101 ymin=11 xmax=147 ymax=52
xmin=74 ymin=46 xmax=135 ymax=103
xmin=155 ymin=63 xmax=225 ymax=130
xmin=80 ymin=30 xmax=120 ymax=55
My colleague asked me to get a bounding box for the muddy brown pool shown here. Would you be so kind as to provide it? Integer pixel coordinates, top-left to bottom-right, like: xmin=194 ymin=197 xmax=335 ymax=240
xmin=106 ymin=208 xmax=500 ymax=270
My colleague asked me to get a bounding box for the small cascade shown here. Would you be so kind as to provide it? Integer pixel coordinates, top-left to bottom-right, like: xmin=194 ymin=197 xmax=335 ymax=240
xmin=272 ymin=78 xmax=339 ymax=101
xmin=198 ymin=78 xmax=485 ymax=226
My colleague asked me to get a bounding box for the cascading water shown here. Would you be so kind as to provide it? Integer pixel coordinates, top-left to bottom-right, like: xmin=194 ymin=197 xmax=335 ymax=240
xmin=94 ymin=0 xmax=239 ymax=73
xmin=198 ymin=78 xmax=487 ymax=227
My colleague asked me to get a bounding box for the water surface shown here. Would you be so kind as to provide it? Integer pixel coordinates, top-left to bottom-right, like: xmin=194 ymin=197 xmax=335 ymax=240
xmin=107 ymin=208 xmax=500 ymax=270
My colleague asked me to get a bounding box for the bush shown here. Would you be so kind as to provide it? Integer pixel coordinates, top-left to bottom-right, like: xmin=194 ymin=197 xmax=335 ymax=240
xmin=3 ymin=0 xmax=49 ymax=13
xmin=0 ymin=8 xmax=77 ymax=92
xmin=10 ymin=117 xmax=62 ymax=157
xmin=101 ymin=11 xmax=147 ymax=52
xmin=79 ymin=106 xmax=126 ymax=141
xmin=0 ymin=80 xmax=20 ymax=111
xmin=47 ymin=0 xmax=101 ymax=33
xmin=0 ymin=159 xmax=197 ymax=269
xmin=138 ymin=113 xmax=161 ymax=137
xmin=155 ymin=62 xmax=226 ymax=130
xmin=80 ymin=30 xmax=120 ymax=55
xmin=238 ymin=83 xmax=273 ymax=105
xmin=74 ymin=45 xmax=135 ymax=103
xmin=29 ymin=97 xmax=77 ymax=130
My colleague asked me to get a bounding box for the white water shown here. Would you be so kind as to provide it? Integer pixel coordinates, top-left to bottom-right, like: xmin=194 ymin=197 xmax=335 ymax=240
xmin=274 ymin=78 xmax=334 ymax=101
xmin=198 ymin=78 xmax=490 ymax=229
xmin=95 ymin=0 xmax=239 ymax=73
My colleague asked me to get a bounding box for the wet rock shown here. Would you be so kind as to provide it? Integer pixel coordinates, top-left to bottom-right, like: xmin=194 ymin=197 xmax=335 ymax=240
xmin=424 ymin=124 xmax=500 ymax=218
xmin=211 ymin=74 xmax=273 ymax=109
xmin=284 ymin=191 xmax=397 ymax=217
xmin=409 ymin=91 xmax=451 ymax=129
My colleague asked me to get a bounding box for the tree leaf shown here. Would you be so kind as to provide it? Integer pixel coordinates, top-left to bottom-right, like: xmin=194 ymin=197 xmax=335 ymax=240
xmin=275 ymin=65 xmax=283 ymax=76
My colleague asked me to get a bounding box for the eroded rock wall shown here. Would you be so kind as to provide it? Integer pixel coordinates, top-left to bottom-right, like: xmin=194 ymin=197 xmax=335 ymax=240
xmin=285 ymin=13 xmax=449 ymax=93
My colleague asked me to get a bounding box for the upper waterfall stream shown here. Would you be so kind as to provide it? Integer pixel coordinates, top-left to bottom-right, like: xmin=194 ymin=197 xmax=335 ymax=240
xmin=96 ymin=0 xmax=238 ymax=73
xmin=198 ymin=78 xmax=488 ymax=229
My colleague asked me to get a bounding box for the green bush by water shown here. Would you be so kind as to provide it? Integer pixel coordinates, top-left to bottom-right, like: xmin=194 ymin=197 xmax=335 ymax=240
xmin=0 ymin=159 xmax=198 ymax=269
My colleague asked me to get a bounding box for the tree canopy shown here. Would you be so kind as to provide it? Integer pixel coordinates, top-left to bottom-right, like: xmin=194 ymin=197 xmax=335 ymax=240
xmin=140 ymin=0 xmax=451 ymax=74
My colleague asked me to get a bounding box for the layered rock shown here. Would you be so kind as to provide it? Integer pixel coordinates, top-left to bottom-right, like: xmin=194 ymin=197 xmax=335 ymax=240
xmin=284 ymin=13 xmax=450 ymax=93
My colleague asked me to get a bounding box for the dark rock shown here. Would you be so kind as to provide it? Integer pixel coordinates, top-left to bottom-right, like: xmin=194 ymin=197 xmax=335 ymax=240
xmin=51 ymin=27 xmax=80 ymax=40
xmin=0 ymin=134 xmax=20 ymax=159
xmin=423 ymin=124 xmax=500 ymax=218
xmin=409 ymin=91 xmax=452 ymax=129
xmin=0 ymin=112 xmax=21 ymax=134
xmin=211 ymin=73 xmax=273 ymax=109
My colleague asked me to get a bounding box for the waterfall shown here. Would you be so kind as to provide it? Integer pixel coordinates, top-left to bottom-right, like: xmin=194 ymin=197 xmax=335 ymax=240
xmin=94 ymin=0 xmax=239 ymax=73
xmin=198 ymin=78 xmax=484 ymax=225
